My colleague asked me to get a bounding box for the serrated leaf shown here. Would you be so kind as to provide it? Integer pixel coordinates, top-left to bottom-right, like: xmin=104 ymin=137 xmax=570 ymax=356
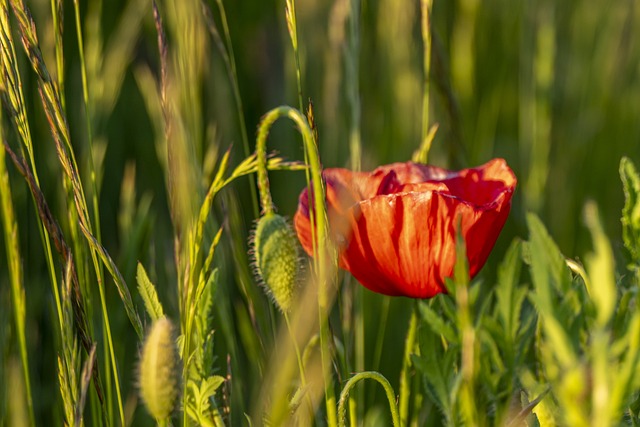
xmin=415 ymin=328 xmax=455 ymax=421
xmin=418 ymin=301 xmax=458 ymax=344
xmin=201 ymin=375 xmax=225 ymax=398
xmin=136 ymin=262 xmax=164 ymax=322
xmin=478 ymin=327 xmax=505 ymax=374
xmin=620 ymin=157 xmax=640 ymax=263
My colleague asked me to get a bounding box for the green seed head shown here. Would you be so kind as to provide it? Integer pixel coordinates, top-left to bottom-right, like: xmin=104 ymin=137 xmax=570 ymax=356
xmin=139 ymin=316 xmax=179 ymax=421
xmin=252 ymin=213 xmax=301 ymax=312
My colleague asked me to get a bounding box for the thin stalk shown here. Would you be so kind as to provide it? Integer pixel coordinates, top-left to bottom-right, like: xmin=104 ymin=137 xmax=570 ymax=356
xmin=368 ymin=296 xmax=390 ymax=404
xmin=349 ymin=400 xmax=357 ymax=427
xmin=284 ymin=312 xmax=314 ymax=418
xmin=420 ymin=0 xmax=433 ymax=144
xmin=72 ymin=2 xmax=116 ymax=424
xmin=285 ymin=0 xmax=303 ymax=112
xmin=284 ymin=0 xmax=317 ymax=256
xmin=210 ymin=0 xmax=259 ymax=218
xmin=0 ymin=0 xmax=64 ymax=349
xmin=346 ymin=2 xmax=363 ymax=417
xmin=0 ymin=122 xmax=35 ymax=427
xmin=398 ymin=304 xmax=418 ymax=427
xmin=255 ymin=106 xmax=338 ymax=427
xmin=72 ymin=0 xmax=103 ymax=249
xmin=96 ymin=273 xmax=125 ymax=426
xmin=338 ymin=371 xmax=400 ymax=427
xmin=49 ymin=0 xmax=64 ymax=109
xmin=346 ymin=0 xmax=361 ymax=171
xmin=353 ymin=284 xmax=364 ymax=423
xmin=455 ymin=232 xmax=477 ymax=426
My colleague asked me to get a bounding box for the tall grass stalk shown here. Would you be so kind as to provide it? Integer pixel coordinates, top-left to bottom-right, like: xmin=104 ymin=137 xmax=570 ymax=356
xmin=0 ymin=112 xmax=35 ymax=427
xmin=71 ymin=1 xmax=120 ymax=424
xmin=346 ymin=0 xmax=361 ymax=171
xmin=285 ymin=0 xmax=304 ymax=112
xmin=49 ymin=0 xmax=64 ymax=107
xmin=0 ymin=0 xmax=66 ymax=346
xmin=420 ymin=0 xmax=433 ymax=157
xmin=205 ymin=0 xmax=259 ymax=218
xmin=7 ymin=2 xmax=145 ymax=425
xmin=343 ymin=1 xmax=364 ymax=422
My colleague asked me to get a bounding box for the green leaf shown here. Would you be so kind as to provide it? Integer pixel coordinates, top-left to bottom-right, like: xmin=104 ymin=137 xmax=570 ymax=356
xmin=495 ymin=239 xmax=523 ymax=341
xmin=620 ymin=157 xmax=640 ymax=263
xmin=526 ymin=214 xmax=576 ymax=367
xmin=526 ymin=214 xmax=572 ymax=298
xmin=583 ymin=202 xmax=616 ymax=327
xmin=415 ymin=325 xmax=457 ymax=422
xmin=136 ymin=262 xmax=164 ymax=322
xmin=418 ymin=301 xmax=458 ymax=344
xmin=201 ymin=375 xmax=225 ymax=398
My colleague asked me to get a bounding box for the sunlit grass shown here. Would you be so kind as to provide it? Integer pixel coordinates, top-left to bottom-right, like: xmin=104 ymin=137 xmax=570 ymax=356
xmin=1 ymin=0 xmax=639 ymax=426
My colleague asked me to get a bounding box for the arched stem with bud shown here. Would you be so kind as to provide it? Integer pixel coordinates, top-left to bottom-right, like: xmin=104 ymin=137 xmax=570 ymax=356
xmin=255 ymin=106 xmax=338 ymax=427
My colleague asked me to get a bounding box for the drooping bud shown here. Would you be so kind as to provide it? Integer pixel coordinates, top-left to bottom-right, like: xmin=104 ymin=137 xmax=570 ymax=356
xmin=139 ymin=316 xmax=179 ymax=421
xmin=252 ymin=213 xmax=301 ymax=312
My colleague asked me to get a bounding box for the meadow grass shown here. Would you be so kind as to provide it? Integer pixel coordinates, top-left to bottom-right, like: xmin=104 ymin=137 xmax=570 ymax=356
xmin=1 ymin=0 xmax=640 ymax=426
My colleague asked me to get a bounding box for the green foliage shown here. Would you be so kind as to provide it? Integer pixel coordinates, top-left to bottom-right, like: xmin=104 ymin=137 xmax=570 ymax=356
xmin=525 ymin=212 xmax=640 ymax=426
xmin=621 ymin=157 xmax=640 ymax=267
xmin=136 ymin=262 xmax=165 ymax=322
xmin=185 ymin=375 xmax=226 ymax=427
xmin=1 ymin=0 xmax=640 ymax=425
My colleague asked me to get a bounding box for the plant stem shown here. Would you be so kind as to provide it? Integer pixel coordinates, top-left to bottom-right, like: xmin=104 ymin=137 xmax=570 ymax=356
xmin=255 ymin=106 xmax=338 ymax=427
xmin=420 ymin=0 xmax=433 ymax=144
xmin=0 ymin=117 xmax=35 ymax=427
xmin=338 ymin=371 xmax=400 ymax=427
xmin=285 ymin=0 xmax=303 ymax=112
xmin=284 ymin=312 xmax=314 ymax=417
xmin=399 ymin=304 xmax=418 ymax=427
xmin=210 ymin=0 xmax=260 ymax=219
xmin=346 ymin=0 xmax=361 ymax=171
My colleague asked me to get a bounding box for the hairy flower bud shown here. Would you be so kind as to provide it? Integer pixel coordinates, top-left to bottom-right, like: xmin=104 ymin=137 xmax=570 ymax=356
xmin=252 ymin=213 xmax=301 ymax=312
xmin=139 ymin=316 xmax=179 ymax=421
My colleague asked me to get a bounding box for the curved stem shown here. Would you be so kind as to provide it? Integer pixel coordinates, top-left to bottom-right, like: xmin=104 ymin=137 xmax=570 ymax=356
xmin=399 ymin=304 xmax=418 ymax=426
xmin=338 ymin=371 xmax=400 ymax=427
xmin=255 ymin=106 xmax=337 ymax=427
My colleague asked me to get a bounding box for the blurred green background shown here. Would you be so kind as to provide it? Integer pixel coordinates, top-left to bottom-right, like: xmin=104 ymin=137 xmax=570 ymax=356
xmin=2 ymin=0 xmax=640 ymax=423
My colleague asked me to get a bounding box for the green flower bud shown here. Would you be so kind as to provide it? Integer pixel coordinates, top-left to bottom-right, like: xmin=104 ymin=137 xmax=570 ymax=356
xmin=252 ymin=213 xmax=301 ymax=312
xmin=139 ymin=316 xmax=179 ymax=421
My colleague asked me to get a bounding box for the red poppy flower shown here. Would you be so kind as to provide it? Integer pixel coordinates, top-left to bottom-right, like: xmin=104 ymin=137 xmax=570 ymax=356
xmin=293 ymin=158 xmax=516 ymax=298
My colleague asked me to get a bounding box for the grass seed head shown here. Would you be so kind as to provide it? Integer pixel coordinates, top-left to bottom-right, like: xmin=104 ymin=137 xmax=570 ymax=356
xmin=139 ymin=316 xmax=179 ymax=421
xmin=252 ymin=213 xmax=301 ymax=312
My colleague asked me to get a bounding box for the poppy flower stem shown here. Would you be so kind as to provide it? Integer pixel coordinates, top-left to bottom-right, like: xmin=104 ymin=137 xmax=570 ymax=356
xmin=398 ymin=304 xmax=418 ymax=426
xmin=255 ymin=106 xmax=338 ymax=427
xmin=337 ymin=371 xmax=400 ymax=427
